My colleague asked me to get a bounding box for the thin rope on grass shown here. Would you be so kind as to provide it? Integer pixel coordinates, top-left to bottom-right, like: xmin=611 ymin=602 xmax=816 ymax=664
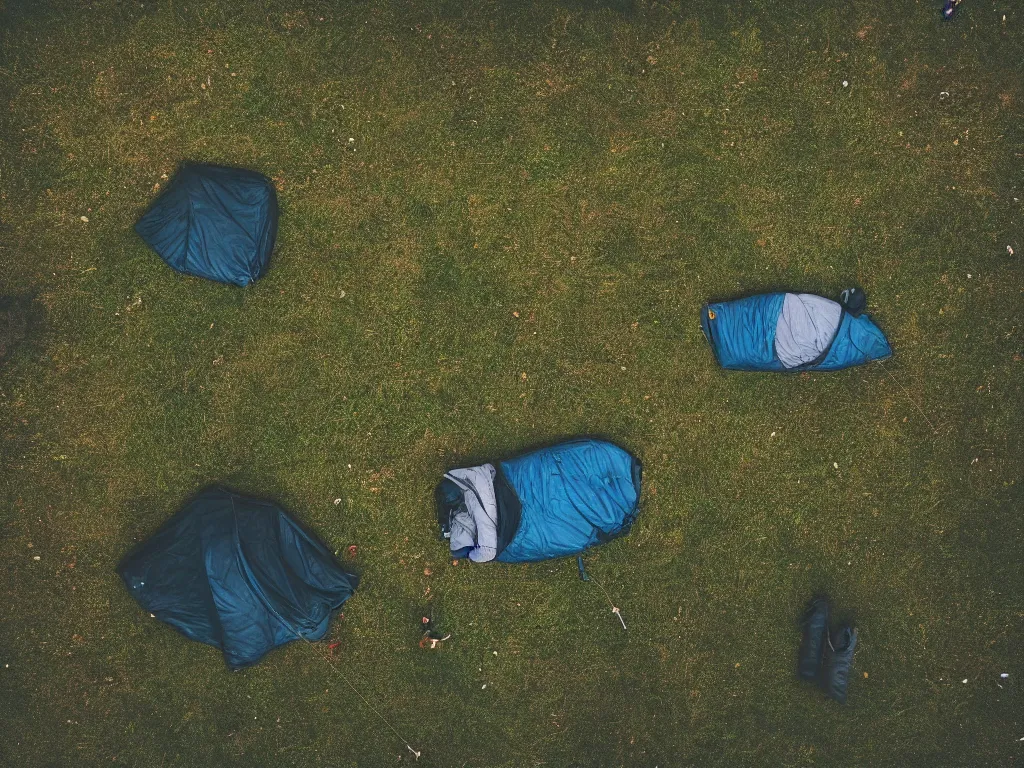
xmin=299 ymin=635 xmax=422 ymax=761
xmin=877 ymin=360 xmax=938 ymax=433
xmin=584 ymin=568 xmax=627 ymax=631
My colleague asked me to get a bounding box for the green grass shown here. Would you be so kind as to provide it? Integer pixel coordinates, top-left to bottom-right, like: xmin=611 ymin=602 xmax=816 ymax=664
xmin=1 ymin=0 xmax=1021 ymax=765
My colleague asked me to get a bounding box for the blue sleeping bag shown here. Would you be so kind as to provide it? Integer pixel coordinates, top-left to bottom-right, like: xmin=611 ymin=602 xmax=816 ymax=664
xmin=701 ymin=292 xmax=892 ymax=372
xmin=437 ymin=439 xmax=642 ymax=563
xmin=118 ymin=488 xmax=358 ymax=669
xmin=135 ymin=163 xmax=278 ymax=286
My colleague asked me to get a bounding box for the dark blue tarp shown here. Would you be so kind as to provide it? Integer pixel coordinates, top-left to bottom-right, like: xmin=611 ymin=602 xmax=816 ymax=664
xmin=118 ymin=488 xmax=357 ymax=669
xmin=135 ymin=164 xmax=278 ymax=286
xmin=700 ymin=293 xmax=892 ymax=372
xmin=439 ymin=440 xmax=641 ymax=563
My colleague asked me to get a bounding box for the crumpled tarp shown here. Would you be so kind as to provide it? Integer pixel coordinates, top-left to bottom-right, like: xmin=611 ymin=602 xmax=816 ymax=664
xmin=118 ymin=487 xmax=357 ymax=669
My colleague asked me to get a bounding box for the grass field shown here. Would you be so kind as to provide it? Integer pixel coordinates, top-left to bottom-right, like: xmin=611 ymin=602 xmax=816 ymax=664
xmin=1 ymin=0 xmax=1022 ymax=765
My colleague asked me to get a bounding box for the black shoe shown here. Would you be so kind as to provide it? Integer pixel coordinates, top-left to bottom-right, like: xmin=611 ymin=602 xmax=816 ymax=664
xmin=823 ymin=625 xmax=858 ymax=704
xmin=798 ymin=597 xmax=831 ymax=681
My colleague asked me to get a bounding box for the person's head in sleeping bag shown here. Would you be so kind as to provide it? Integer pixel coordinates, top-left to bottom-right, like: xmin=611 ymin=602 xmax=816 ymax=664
xmin=436 ymin=439 xmax=642 ymax=564
xmin=700 ymin=287 xmax=891 ymax=372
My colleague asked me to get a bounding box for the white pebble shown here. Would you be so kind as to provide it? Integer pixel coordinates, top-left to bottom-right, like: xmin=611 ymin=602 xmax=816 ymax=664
xmin=1000 ymin=673 xmax=1009 ymax=678
xmin=833 ymin=462 xmax=839 ymax=469
xmin=32 ymin=556 xmax=40 ymax=561
xmin=962 ymin=678 xmax=968 ymax=684
xmin=842 ymin=80 xmax=849 ymax=88
xmin=333 ymin=498 xmax=342 ymax=505
xmin=481 ymin=684 xmax=487 ymax=689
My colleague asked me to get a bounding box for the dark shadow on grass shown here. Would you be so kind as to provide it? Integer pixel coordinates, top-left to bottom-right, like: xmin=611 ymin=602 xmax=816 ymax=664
xmin=561 ymin=0 xmax=637 ymax=15
xmin=0 ymin=293 xmax=42 ymax=363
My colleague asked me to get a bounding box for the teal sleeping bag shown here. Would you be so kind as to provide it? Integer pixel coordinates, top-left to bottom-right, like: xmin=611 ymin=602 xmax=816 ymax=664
xmin=437 ymin=439 xmax=642 ymax=563
xmin=700 ymin=291 xmax=892 ymax=372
